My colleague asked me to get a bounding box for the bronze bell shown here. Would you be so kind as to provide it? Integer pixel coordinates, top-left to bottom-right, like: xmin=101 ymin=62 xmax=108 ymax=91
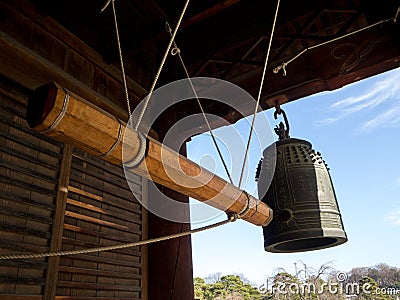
xmin=257 ymin=109 xmax=347 ymax=253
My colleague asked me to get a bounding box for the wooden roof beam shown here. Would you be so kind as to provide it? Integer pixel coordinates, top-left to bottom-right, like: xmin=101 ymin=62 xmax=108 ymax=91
xmin=107 ymin=0 xmax=242 ymax=64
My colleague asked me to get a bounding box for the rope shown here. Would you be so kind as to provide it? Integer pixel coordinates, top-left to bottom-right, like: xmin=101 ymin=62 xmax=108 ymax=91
xmin=0 ymin=215 xmax=237 ymax=260
xmin=106 ymin=0 xmax=133 ymax=124
xmin=124 ymin=131 xmax=147 ymax=168
xmin=238 ymin=191 xmax=252 ymax=217
xmin=273 ymin=12 xmax=399 ymax=76
xmin=41 ymin=88 xmax=70 ymax=134
xmin=238 ymin=0 xmax=281 ymax=189
xmin=99 ymin=117 xmax=123 ymax=157
xmin=101 ymin=0 xmax=147 ymax=165
xmin=166 ymin=22 xmax=234 ymax=185
xmin=6 ymin=0 xmax=271 ymax=264
xmin=134 ymin=0 xmax=191 ymax=131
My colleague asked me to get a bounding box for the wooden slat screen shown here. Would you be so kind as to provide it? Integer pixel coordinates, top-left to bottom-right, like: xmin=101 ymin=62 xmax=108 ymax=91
xmin=57 ymin=149 xmax=143 ymax=299
xmin=0 ymin=81 xmax=145 ymax=299
xmin=0 ymin=84 xmax=62 ymax=296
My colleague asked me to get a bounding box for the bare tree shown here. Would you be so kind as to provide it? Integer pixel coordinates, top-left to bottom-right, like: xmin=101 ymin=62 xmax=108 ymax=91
xmin=205 ymin=272 xmax=223 ymax=284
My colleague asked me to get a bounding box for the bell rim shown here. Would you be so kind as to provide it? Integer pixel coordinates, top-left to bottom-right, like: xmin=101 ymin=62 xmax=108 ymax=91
xmin=264 ymin=229 xmax=348 ymax=253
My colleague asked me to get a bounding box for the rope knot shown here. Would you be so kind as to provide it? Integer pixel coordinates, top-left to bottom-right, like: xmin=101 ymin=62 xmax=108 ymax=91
xmin=227 ymin=214 xmax=240 ymax=222
xmin=238 ymin=191 xmax=251 ymax=218
xmin=273 ymin=63 xmax=287 ymax=76
xmin=171 ymin=46 xmax=181 ymax=56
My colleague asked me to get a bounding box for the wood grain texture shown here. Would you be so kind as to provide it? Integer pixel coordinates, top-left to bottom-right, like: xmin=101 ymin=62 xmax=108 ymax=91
xmin=43 ymin=144 xmax=73 ymax=300
xmin=1 ymin=83 xmax=143 ymax=298
xmin=0 ymin=296 xmax=42 ymax=300
xmin=56 ymin=147 xmax=143 ymax=298
xmin=28 ymin=83 xmax=273 ymax=226
xmin=0 ymin=86 xmax=60 ymax=298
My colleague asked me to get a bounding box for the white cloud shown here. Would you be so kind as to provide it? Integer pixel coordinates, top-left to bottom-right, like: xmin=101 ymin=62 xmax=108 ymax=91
xmin=316 ymin=68 xmax=400 ymax=130
xmin=313 ymin=117 xmax=341 ymax=126
xmin=330 ymin=89 xmax=382 ymax=110
xmin=386 ymin=209 xmax=400 ymax=226
xmin=360 ymin=106 xmax=400 ymax=131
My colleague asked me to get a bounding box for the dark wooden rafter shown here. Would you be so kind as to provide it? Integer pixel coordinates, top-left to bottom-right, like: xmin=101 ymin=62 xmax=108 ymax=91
xmin=273 ymin=9 xmax=325 ymax=61
xmin=194 ymin=37 xmax=266 ymax=76
xmin=190 ymin=2 xmax=377 ymax=82
xmin=210 ymin=57 xmax=263 ymax=66
xmin=126 ymin=0 xmax=168 ymax=22
xmin=246 ymin=7 xmax=361 ymax=67
xmin=191 ymin=4 xmax=366 ymax=83
xmin=190 ymin=4 xmax=399 ymax=94
xmin=274 ymin=33 xmax=333 ymax=41
xmin=220 ymin=36 xmax=267 ymax=78
xmin=107 ymin=0 xmax=242 ymax=63
xmin=179 ymin=0 xmax=241 ymax=29
xmin=0 ymin=1 xmax=147 ymax=118
xmin=4 ymin=0 xmax=397 ymax=137
xmin=180 ymin=21 xmax=400 ymax=137
xmin=334 ymin=9 xmax=364 ymax=36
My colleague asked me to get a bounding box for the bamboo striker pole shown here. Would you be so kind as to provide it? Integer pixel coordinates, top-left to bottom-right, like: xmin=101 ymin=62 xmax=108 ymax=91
xmin=26 ymin=82 xmax=273 ymax=226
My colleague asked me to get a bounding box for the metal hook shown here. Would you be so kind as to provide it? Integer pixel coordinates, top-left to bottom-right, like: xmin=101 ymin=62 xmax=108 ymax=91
xmin=274 ymin=101 xmax=281 ymax=115
xmin=100 ymin=0 xmax=112 ymax=13
xmin=274 ymin=108 xmax=290 ymax=140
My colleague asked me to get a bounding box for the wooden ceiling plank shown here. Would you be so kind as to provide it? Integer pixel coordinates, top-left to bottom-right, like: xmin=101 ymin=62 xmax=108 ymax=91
xmin=274 ymin=33 xmax=332 ymax=41
xmin=274 ymin=9 xmax=324 ymax=62
xmin=109 ymin=0 xmax=242 ymax=63
xmin=220 ymin=36 xmax=266 ymax=78
xmin=323 ymin=8 xmax=358 ymax=13
xmin=334 ymin=10 xmax=363 ymax=36
xmin=180 ymin=0 xmax=241 ymax=29
xmin=130 ymin=0 xmax=168 ymax=21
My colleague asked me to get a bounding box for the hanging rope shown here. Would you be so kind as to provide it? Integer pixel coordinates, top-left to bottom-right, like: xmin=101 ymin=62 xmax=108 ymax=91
xmin=0 ymin=0 xmax=268 ymax=262
xmin=238 ymin=0 xmax=281 ymax=189
xmin=0 ymin=215 xmax=239 ymax=260
xmin=273 ymin=8 xmax=400 ymax=76
xmin=102 ymin=0 xmax=132 ymax=124
xmin=166 ymin=22 xmax=234 ymax=185
xmin=134 ymin=0 xmax=191 ymax=131
xmin=100 ymin=0 xmax=147 ymax=166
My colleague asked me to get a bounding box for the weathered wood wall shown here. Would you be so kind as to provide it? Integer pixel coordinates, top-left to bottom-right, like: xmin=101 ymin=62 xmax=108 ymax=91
xmin=57 ymin=149 xmax=143 ymax=299
xmin=0 ymin=78 xmax=146 ymax=299
xmin=0 ymin=1 xmax=194 ymax=298
xmin=0 ymin=0 xmax=149 ymax=122
xmin=0 ymin=79 xmax=60 ymax=297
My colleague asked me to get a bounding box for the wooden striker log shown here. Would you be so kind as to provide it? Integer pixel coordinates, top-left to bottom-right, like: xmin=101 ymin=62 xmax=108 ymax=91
xmin=26 ymin=82 xmax=273 ymax=226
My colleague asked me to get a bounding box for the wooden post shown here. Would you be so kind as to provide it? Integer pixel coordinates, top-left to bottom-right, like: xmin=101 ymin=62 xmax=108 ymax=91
xmin=148 ymin=185 xmax=194 ymax=300
xmin=141 ymin=180 xmax=149 ymax=300
xmin=147 ymin=140 xmax=194 ymax=300
xmin=26 ymin=82 xmax=273 ymax=227
xmin=43 ymin=144 xmax=73 ymax=300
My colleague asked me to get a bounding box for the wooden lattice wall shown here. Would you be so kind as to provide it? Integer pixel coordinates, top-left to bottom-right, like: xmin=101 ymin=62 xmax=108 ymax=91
xmin=0 ymin=80 xmax=146 ymax=300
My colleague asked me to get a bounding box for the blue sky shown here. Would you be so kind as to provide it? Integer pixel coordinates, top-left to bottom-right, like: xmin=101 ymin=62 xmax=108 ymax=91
xmin=186 ymin=67 xmax=400 ymax=285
